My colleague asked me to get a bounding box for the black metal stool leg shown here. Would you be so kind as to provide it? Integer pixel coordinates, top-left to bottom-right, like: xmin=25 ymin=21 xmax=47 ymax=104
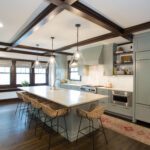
xmin=91 ymin=120 xmax=95 ymax=150
xmin=39 ymin=114 xmax=47 ymax=139
xmin=76 ymin=116 xmax=82 ymax=144
xmin=28 ymin=107 xmax=35 ymax=129
xmin=35 ymin=109 xmax=40 ymax=135
xmin=99 ymin=118 xmax=108 ymax=144
xmin=15 ymin=101 xmax=20 ymax=115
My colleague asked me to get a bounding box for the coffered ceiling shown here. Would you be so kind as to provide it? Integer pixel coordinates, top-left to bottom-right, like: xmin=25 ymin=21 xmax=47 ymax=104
xmin=0 ymin=0 xmax=149 ymax=56
xmin=22 ymin=10 xmax=110 ymax=49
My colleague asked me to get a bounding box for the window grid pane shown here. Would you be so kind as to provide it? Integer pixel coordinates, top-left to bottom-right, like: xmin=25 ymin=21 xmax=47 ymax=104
xmin=35 ymin=74 xmax=46 ymax=84
xmin=0 ymin=67 xmax=11 ymax=85
xmin=16 ymin=67 xmax=30 ymax=84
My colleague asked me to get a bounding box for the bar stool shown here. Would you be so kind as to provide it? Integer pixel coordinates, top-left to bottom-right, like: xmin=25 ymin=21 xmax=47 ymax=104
xmin=20 ymin=93 xmax=32 ymax=120
xmin=28 ymin=97 xmax=48 ymax=135
xmin=15 ymin=91 xmax=25 ymax=115
xmin=76 ymin=105 xmax=108 ymax=150
xmin=40 ymin=103 xmax=69 ymax=149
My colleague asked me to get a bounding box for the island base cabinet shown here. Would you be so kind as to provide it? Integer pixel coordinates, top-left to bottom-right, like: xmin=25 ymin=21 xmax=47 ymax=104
xmin=135 ymin=104 xmax=150 ymax=123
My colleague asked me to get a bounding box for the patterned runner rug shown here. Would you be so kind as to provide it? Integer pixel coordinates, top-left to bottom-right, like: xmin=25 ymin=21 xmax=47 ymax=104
xmin=101 ymin=114 xmax=150 ymax=145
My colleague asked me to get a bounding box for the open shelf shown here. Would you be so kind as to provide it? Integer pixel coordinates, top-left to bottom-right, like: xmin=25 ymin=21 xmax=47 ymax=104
xmin=113 ymin=43 xmax=133 ymax=76
xmin=115 ymin=51 xmax=133 ymax=55
xmin=114 ymin=62 xmax=133 ymax=66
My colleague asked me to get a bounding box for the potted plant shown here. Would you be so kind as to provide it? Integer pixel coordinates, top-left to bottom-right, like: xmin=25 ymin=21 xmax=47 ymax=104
xmin=21 ymin=81 xmax=29 ymax=87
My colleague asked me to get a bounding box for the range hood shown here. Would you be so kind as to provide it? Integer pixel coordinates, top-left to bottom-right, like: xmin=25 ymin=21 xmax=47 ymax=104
xmin=81 ymin=45 xmax=104 ymax=65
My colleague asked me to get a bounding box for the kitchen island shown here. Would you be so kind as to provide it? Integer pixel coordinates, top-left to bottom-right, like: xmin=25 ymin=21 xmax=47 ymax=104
xmin=19 ymin=86 xmax=107 ymax=141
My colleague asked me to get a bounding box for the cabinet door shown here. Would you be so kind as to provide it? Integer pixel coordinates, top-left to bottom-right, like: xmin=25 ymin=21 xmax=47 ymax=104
xmin=136 ymin=60 xmax=150 ymax=105
xmin=134 ymin=32 xmax=150 ymax=52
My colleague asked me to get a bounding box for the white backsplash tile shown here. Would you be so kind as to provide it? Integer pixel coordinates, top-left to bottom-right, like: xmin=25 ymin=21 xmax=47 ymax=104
xmin=70 ymin=65 xmax=133 ymax=91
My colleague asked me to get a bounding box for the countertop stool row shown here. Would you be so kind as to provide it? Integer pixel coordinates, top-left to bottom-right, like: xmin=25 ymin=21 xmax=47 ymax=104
xmin=16 ymin=91 xmax=107 ymax=150
xmin=16 ymin=91 xmax=69 ymax=150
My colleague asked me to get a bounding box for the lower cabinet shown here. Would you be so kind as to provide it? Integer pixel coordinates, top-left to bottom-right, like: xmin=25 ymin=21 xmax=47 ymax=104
xmin=107 ymin=103 xmax=132 ymax=117
xmin=97 ymin=88 xmax=109 ymax=106
xmin=135 ymin=104 xmax=150 ymax=123
xmin=60 ymin=84 xmax=80 ymax=91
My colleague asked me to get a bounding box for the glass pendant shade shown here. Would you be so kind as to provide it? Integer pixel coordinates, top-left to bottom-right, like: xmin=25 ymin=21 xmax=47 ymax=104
xmin=69 ymin=24 xmax=83 ymax=68
xmin=32 ymin=56 xmax=42 ymax=68
xmin=49 ymin=55 xmax=56 ymax=64
xmin=49 ymin=37 xmax=56 ymax=66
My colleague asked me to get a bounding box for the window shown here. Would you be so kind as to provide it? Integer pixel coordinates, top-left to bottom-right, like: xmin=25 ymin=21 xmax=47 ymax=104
xmin=69 ymin=67 xmax=81 ymax=81
xmin=16 ymin=67 xmax=30 ymax=84
xmin=0 ymin=67 xmax=11 ymax=85
xmin=35 ymin=68 xmax=46 ymax=84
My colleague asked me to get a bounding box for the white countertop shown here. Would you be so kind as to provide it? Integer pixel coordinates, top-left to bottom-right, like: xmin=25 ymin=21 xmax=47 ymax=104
xmin=61 ymin=83 xmax=133 ymax=92
xmin=19 ymin=86 xmax=107 ymax=107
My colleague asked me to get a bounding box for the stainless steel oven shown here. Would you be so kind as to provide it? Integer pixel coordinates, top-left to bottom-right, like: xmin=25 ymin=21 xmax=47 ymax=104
xmin=112 ymin=90 xmax=132 ymax=107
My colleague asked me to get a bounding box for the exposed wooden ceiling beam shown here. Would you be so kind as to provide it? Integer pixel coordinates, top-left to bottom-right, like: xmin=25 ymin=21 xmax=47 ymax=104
xmin=53 ymin=51 xmax=73 ymax=55
xmin=16 ymin=45 xmax=52 ymax=52
xmin=66 ymin=2 xmax=132 ymax=41
xmin=71 ymin=2 xmax=123 ymax=33
xmin=7 ymin=3 xmax=67 ymax=51
xmin=0 ymin=42 xmax=12 ymax=47
xmin=0 ymin=48 xmax=50 ymax=57
xmin=124 ymin=22 xmax=150 ymax=34
xmin=47 ymin=0 xmax=77 ymax=6
xmin=55 ymin=33 xmax=118 ymax=52
xmin=0 ymin=47 xmax=73 ymax=56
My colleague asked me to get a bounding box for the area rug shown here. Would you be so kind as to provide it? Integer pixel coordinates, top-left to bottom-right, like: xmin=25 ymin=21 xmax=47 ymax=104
xmin=101 ymin=114 xmax=150 ymax=145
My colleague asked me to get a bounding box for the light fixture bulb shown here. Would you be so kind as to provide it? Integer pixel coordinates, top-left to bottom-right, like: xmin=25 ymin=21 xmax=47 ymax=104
xmin=49 ymin=56 xmax=55 ymax=64
xmin=35 ymin=60 xmax=39 ymax=65
xmin=74 ymin=51 xmax=80 ymax=60
xmin=0 ymin=22 xmax=4 ymax=28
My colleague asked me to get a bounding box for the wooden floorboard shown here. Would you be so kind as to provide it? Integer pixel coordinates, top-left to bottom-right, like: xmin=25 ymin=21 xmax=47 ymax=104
xmin=0 ymin=101 xmax=149 ymax=150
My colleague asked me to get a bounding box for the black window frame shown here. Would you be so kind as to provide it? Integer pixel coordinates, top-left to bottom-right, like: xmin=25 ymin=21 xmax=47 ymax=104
xmin=0 ymin=58 xmax=49 ymax=89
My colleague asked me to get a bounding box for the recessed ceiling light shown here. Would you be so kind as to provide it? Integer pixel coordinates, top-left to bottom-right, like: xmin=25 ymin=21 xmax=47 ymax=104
xmin=0 ymin=22 xmax=4 ymax=28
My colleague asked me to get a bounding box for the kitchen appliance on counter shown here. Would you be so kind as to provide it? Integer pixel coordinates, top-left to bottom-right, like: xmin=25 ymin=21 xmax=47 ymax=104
xmin=80 ymin=85 xmax=104 ymax=94
xmin=111 ymin=90 xmax=132 ymax=107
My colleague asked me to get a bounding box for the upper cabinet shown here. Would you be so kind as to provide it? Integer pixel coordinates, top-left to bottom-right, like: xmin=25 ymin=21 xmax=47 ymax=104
xmin=134 ymin=32 xmax=150 ymax=52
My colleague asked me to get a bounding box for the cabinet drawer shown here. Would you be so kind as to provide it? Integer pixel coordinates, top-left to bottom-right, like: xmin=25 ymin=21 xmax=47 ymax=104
xmin=107 ymin=103 xmax=132 ymax=117
xmin=135 ymin=104 xmax=150 ymax=123
xmin=97 ymin=89 xmax=108 ymax=95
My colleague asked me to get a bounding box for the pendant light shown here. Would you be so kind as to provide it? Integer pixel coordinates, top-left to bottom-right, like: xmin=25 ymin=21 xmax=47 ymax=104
xmin=49 ymin=37 xmax=56 ymax=65
xmin=32 ymin=44 xmax=42 ymax=68
xmin=70 ymin=24 xmax=82 ymax=67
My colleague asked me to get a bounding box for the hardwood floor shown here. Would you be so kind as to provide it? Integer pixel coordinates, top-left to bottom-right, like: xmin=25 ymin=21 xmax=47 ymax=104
xmin=0 ymin=101 xmax=149 ymax=150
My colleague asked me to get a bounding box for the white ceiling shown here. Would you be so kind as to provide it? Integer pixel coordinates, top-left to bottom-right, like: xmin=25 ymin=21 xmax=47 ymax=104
xmin=80 ymin=0 xmax=150 ymax=28
xmin=0 ymin=0 xmax=149 ymax=53
xmin=21 ymin=10 xmax=110 ymax=49
xmin=0 ymin=0 xmax=49 ymax=42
